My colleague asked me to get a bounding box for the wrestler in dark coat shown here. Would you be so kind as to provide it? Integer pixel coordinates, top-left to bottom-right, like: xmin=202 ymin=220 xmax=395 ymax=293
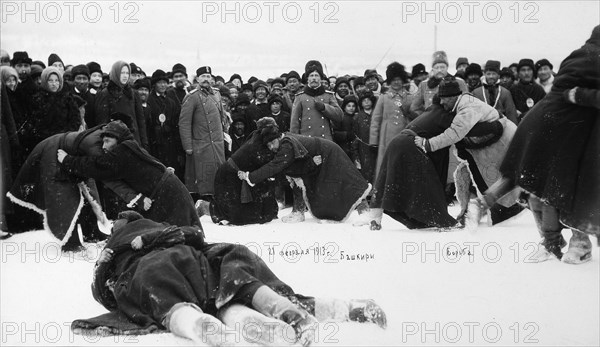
xmin=209 ymin=131 xmax=279 ymax=225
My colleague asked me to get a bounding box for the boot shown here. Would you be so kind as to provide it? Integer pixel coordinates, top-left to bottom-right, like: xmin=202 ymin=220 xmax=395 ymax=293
xmin=464 ymin=197 xmax=487 ymax=230
xmin=282 ymin=190 xmax=306 ymax=223
xmin=167 ymin=303 xmax=228 ymax=346
xmin=314 ymin=298 xmax=387 ymax=329
xmin=251 ymin=286 xmax=317 ymax=346
xmin=356 ymin=199 xmax=370 ymax=215
xmin=218 ymin=304 xmax=296 ymax=346
xmin=531 ymin=233 xmax=566 ymax=262
xmin=282 ymin=211 xmax=305 ymax=223
xmin=352 ymin=208 xmax=383 ymax=229
xmin=195 ymin=199 xmax=211 ymax=217
xmin=562 ymin=230 xmax=592 ymax=264
xmin=453 ymin=162 xmax=472 ymax=221
xmin=348 ymin=299 xmax=387 ymax=329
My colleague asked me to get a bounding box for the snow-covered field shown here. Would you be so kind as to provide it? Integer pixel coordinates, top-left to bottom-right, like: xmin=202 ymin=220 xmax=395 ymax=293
xmin=1 ymin=207 xmax=599 ymax=346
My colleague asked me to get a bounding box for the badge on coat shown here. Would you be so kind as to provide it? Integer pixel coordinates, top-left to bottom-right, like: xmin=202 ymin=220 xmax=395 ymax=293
xmin=526 ymin=98 xmax=534 ymax=108
xmin=159 ymin=113 xmax=166 ymax=124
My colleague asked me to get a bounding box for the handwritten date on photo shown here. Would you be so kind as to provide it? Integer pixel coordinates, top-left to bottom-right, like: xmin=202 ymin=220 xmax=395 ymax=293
xmin=267 ymin=243 xmax=375 ymax=263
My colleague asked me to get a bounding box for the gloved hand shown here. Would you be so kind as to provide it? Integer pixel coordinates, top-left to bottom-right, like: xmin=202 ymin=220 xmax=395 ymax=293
xmin=314 ymin=101 xmax=325 ymax=111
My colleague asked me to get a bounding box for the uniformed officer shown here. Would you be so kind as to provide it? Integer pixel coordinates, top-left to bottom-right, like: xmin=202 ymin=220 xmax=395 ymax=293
xmin=290 ymin=60 xmax=343 ymax=141
xmin=178 ymin=66 xmax=226 ymax=199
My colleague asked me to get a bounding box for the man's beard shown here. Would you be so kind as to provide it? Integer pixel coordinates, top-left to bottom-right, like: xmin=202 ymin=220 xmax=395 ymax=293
xmin=175 ymin=80 xmax=185 ymax=89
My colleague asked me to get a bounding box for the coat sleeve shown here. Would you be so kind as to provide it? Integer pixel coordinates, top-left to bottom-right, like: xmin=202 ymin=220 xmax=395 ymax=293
xmin=502 ymin=88 xmax=519 ymax=124
xmin=569 ymin=87 xmax=600 ymax=109
xmin=94 ymin=90 xmax=109 ymax=126
xmin=103 ymin=180 xmax=140 ymax=204
xmin=369 ymin=95 xmax=384 ymax=145
xmin=178 ymin=93 xmax=195 ymax=152
xmin=134 ymin=94 xmax=148 ymax=149
xmin=62 ymin=150 xmax=124 ymax=181
xmin=290 ymin=97 xmax=301 ymax=134
xmin=321 ymin=95 xmax=343 ymax=123
xmin=410 ymin=82 xmax=426 ymax=116
xmin=248 ymin=142 xmax=295 ymax=184
xmin=428 ymin=97 xmax=485 ymax=152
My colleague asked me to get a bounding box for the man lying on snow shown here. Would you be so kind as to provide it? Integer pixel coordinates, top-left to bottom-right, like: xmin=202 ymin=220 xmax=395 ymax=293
xmin=234 ymin=117 xmax=372 ymax=223
xmin=57 ymin=120 xmax=200 ymax=230
xmin=71 ymin=211 xmax=387 ymax=346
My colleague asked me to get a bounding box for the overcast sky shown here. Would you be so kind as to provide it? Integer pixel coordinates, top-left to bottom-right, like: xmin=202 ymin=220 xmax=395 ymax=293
xmin=1 ymin=0 xmax=599 ymax=80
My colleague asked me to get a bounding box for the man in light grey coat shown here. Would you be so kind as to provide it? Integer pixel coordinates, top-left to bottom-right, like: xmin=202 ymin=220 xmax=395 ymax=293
xmin=179 ymin=66 xmax=226 ymax=199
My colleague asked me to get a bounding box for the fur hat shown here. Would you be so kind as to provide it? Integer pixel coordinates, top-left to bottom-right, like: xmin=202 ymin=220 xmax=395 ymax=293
xmin=109 ymin=112 xmax=134 ymax=129
xmin=455 ymin=57 xmax=469 ymax=69
xmin=256 ymin=117 xmax=281 ymax=144
xmin=10 ymin=51 xmax=32 ymax=66
xmin=71 ymin=64 xmax=90 ymax=79
xmin=253 ymin=80 xmax=269 ymax=93
xmin=30 ymin=65 xmax=43 ymax=79
xmin=271 ymin=78 xmax=285 ymax=88
xmin=100 ymin=120 xmax=134 ymax=143
xmin=353 ymin=76 xmax=365 ymax=87
xmin=32 ymin=60 xmax=46 ymax=69
xmin=229 ymin=73 xmax=242 ymax=83
xmin=385 ymin=62 xmax=408 ymax=83
xmin=484 ymin=60 xmax=501 ymax=73
xmin=248 ymin=76 xmax=258 ymax=85
xmin=172 ymin=63 xmax=187 ymax=77
xmin=241 ymin=83 xmax=253 ymax=92
xmin=86 ymin=61 xmax=102 ymax=75
xmin=499 ymin=67 xmax=513 ymax=78
xmin=235 ymin=93 xmax=251 ymax=107
xmin=287 ymin=70 xmax=301 ymax=81
xmin=133 ymin=77 xmax=151 ymax=90
xmin=358 ymin=90 xmax=377 ymax=107
xmin=268 ymin=93 xmax=283 ymax=106
xmin=411 ymin=63 xmax=427 ymax=77
xmin=465 ymin=63 xmax=483 ymax=78
xmin=304 ymin=60 xmax=326 ymax=80
xmin=130 ymin=62 xmax=143 ymax=75
xmin=364 ymin=69 xmax=378 ymax=80
xmin=219 ymin=85 xmax=231 ymax=99
xmin=48 ymin=53 xmax=63 ymax=67
xmin=432 ymin=51 xmax=449 ymax=67
xmin=196 ymin=66 xmax=213 ymax=77
xmin=40 ymin=66 xmax=63 ymax=92
xmin=437 ymin=79 xmax=462 ymax=98
xmin=341 ymin=95 xmax=358 ymax=111
xmin=517 ymin=59 xmax=535 ymax=72
xmin=534 ymin=59 xmax=553 ymax=71
xmin=335 ymin=76 xmax=350 ymax=91
xmin=151 ymin=69 xmax=169 ymax=85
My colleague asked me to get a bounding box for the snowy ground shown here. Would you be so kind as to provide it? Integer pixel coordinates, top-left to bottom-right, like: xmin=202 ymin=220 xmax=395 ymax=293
xmin=1 ymin=207 xmax=599 ymax=346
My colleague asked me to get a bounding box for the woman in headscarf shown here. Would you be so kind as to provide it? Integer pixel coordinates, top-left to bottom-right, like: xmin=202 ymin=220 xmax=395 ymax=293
xmin=57 ymin=120 xmax=200 ymax=229
xmin=94 ymin=61 xmax=148 ymax=149
xmin=238 ymin=117 xmax=371 ymax=223
xmin=26 ymin=66 xmax=81 ymax=154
